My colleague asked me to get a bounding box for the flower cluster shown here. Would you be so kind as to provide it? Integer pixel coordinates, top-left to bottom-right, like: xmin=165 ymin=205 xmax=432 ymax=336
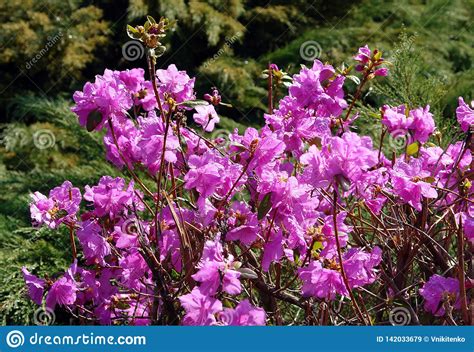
xmin=23 ymin=41 xmax=473 ymax=326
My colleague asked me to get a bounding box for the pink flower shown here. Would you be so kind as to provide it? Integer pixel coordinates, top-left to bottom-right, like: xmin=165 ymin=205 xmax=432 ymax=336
xmin=343 ymin=247 xmax=382 ymax=287
xmin=103 ymin=118 xmax=140 ymax=169
xmin=184 ymin=151 xmax=224 ymax=197
xmin=193 ymin=105 xmax=220 ymax=132
xmin=262 ymin=230 xmax=284 ymax=272
xmin=391 ymin=159 xmax=438 ymax=211
xmin=289 ymin=60 xmax=347 ymax=117
xmin=419 ymin=275 xmax=460 ymax=316
xmin=381 ymin=105 xmax=411 ymax=133
xmin=72 ymin=69 xmax=133 ymax=131
xmin=156 ymin=64 xmax=195 ymax=104
xmin=219 ymin=300 xmax=266 ymax=326
xmin=226 ymin=202 xmax=259 ymax=246
xmin=119 ymin=250 xmax=150 ymax=291
xmin=22 ymin=267 xmax=45 ymax=305
xmin=353 ymin=45 xmax=372 ymax=64
xmin=30 ymin=181 xmax=81 ymax=229
xmin=179 ymin=288 xmax=223 ymax=325
xmin=353 ymin=45 xmax=389 ymax=76
xmin=77 ymin=220 xmax=111 ymax=266
xmin=382 ymin=105 xmax=435 ymax=143
xmin=456 ymin=97 xmax=474 ymax=132
xmin=374 ymin=67 xmax=389 ymax=76
xmin=84 ymin=176 xmax=142 ymax=219
xmin=46 ymin=276 xmax=78 ymax=309
xmin=298 ymin=261 xmax=348 ymax=299
xmin=137 ymin=112 xmax=180 ymax=174
xmin=192 ymin=240 xmax=241 ymax=295
xmin=410 ymin=105 xmax=435 ymax=143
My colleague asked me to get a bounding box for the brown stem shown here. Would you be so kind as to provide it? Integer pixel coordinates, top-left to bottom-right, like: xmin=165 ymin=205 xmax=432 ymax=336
xmin=68 ymin=224 xmax=77 ymax=260
xmin=268 ymin=63 xmax=273 ymax=114
xmin=333 ymin=190 xmax=367 ymax=325
xmin=457 ymin=216 xmax=470 ymax=324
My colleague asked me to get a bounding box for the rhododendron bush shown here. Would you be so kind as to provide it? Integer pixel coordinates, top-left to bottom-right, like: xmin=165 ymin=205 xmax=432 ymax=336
xmin=23 ymin=17 xmax=473 ymax=326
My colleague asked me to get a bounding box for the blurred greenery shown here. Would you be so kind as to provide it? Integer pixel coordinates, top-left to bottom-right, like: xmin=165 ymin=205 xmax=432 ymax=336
xmin=0 ymin=0 xmax=472 ymax=324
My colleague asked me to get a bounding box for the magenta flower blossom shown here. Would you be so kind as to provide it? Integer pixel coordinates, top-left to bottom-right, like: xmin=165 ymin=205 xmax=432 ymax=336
xmin=192 ymin=240 xmax=241 ymax=295
xmin=25 ymin=39 xmax=474 ymax=326
xmin=46 ymin=276 xmax=78 ymax=309
xmin=382 ymin=105 xmax=435 ymax=143
xmin=419 ymin=275 xmax=460 ymax=316
xmin=456 ymin=205 xmax=474 ymax=244
xmin=84 ymin=176 xmax=142 ymax=219
xmin=72 ymin=69 xmax=133 ymax=131
xmin=343 ymin=246 xmax=382 ymax=287
xmin=410 ymin=105 xmax=435 ymax=143
xmin=156 ymin=64 xmax=195 ymax=104
xmin=119 ymin=250 xmax=150 ymax=291
xmin=226 ymin=202 xmax=259 ymax=246
xmin=30 ymin=181 xmax=81 ymax=229
xmin=456 ymin=97 xmax=474 ymax=132
xmin=391 ymin=159 xmax=438 ymax=211
xmin=103 ymin=118 xmax=140 ymax=169
xmin=262 ymin=230 xmax=284 ymax=272
xmin=289 ymin=60 xmax=347 ymax=117
xmin=301 ymin=132 xmax=378 ymax=189
xmin=193 ymin=105 xmax=220 ymax=132
xmin=179 ymin=288 xmax=223 ymax=326
xmin=353 ymin=45 xmax=371 ymax=64
xmin=354 ymin=45 xmax=389 ymax=76
xmin=233 ymin=127 xmax=286 ymax=176
xmin=137 ymin=112 xmax=180 ymax=174
xmin=22 ymin=267 xmax=45 ymax=305
xmin=76 ymin=220 xmax=111 ymax=266
xmin=184 ymin=151 xmax=224 ymax=197
xmin=220 ymin=300 xmax=266 ymax=326
xmin=118 ymin=68 xmax=145 ymax=92
xmin=381 ymin=105 xmax=411 ymax=133
xmin=298 ymin=261 xmax=348 ymax=299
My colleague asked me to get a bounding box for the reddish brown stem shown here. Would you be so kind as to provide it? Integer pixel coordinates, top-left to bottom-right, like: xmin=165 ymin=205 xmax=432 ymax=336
xmin=333 ymin=190 xmax=367 ymax=325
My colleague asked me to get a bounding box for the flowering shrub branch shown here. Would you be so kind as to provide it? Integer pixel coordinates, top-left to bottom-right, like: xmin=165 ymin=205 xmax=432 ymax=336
xmin=23 ymin=16 xmax=473 ymax=326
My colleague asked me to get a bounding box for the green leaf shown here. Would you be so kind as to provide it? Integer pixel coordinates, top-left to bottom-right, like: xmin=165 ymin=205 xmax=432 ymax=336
xmin=146 ymin=15 xmax=157 ymax=24
xmin=86 ymin=110 xmax=103 ymax=132
xmin=423 ymin=176 xmax=436 ymax=184
xmin=257 ymin=192 xmax=272 ymax=220
xmin=312 ymin=241 xmax=323 ymax=251
xmin=406 ymin=142 xmax=419 ymax=156
xmin=347 ymin=75 xmax=361 ymax=85
xmin=126 ymin=25 xmax=141 ymax=40
xmin=237 ymin=267 xmax=258 ymax=280
xmin=177 ymin=100 xmax=209 ymax=108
